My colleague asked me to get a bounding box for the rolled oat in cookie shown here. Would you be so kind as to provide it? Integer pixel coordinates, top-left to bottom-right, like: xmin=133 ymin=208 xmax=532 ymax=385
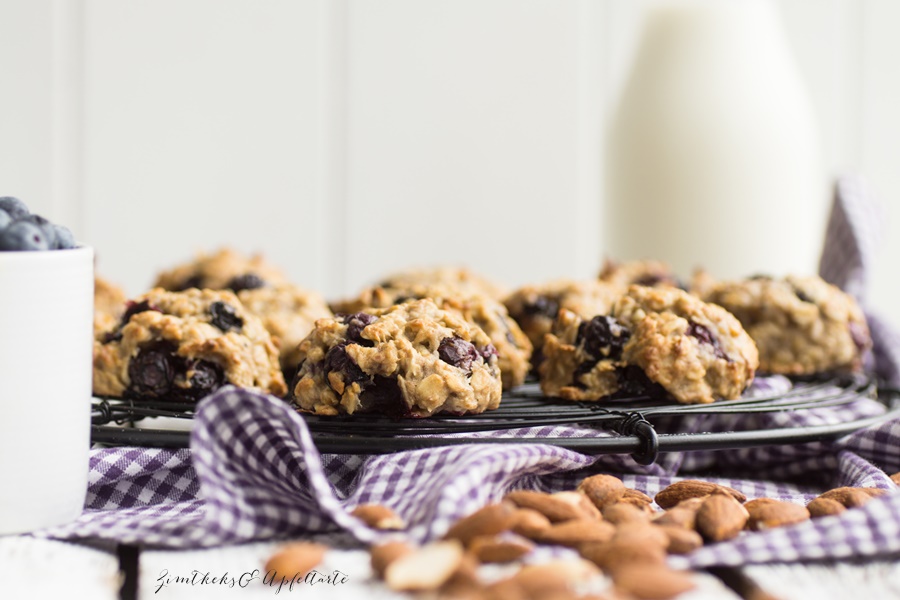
xmin=599 ymin=258 xmax=684 ymax=290
xmin=703 ymin=274 xmax=871 ymax=375
xmin=540 ymin=286 xmax=758 ymax=404
xmin=332 ymin=283 xmax=531 ymax=390
xmin=94 ymin=275 xmax=127 ymax=339
xmin=291 ymin=298 xmax=502 ymax=416
xmin=93 ymin=288 xmax=286 ymax=401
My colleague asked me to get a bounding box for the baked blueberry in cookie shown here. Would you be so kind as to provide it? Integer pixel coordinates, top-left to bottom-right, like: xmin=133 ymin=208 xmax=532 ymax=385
xmin=702 ymin=275 xmax=871 ymax=375
xmin=504 ymin=279 xmax=622 ymax=368
xmin=291 ymin=298 xmax=502 ymax=416
xmin=154 ymin=248 xmax=332 ymax=373
xmin=540 ymin=286 xmax=758 ymax=404
xmin=153 ymin=248 xmax=287 ymax=292
xmin=332 ymin=283 xmax=532 ymax=390
xmin=93 ymin=288 xmax=286 ymax=401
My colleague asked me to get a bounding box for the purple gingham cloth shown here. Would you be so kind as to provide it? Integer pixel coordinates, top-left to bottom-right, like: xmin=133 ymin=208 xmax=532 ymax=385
xmin=38 ymin=177 xmax=900 ymax=567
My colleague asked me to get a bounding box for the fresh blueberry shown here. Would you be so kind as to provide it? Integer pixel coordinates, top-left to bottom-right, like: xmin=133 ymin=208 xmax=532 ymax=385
xmin=344 ymin=312 xmax=377 ymax=346
xmin=686 ymin=322 xmax=729 ymax=361
xmin=209 ymin=301 xmax=244 ymax=332
xmin=577 ymin=315 xmax=630 ymax=361
xmin=0 ymin=220 xmax=50 ymax=251
xmin=0 ymin=209 xmax=11 ymax=230
xmin=53 ymin=224 xmax=77 ymax=249
xmin=17 ymin=214 xmax=57 ymax=249
xmin=438 ymin=336 xmax=479 ymax=373
xmin=0 ymin=197 xmax=29 ymax=219
xmin=226 ymin=273 xmax=265 ymax=293
xmin=616 ymin=365 xmax=665 ymax=397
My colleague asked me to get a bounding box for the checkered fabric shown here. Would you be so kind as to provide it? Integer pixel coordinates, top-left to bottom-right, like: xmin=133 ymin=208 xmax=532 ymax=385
xmin=37 ymin=177 xmax=900 ymax=567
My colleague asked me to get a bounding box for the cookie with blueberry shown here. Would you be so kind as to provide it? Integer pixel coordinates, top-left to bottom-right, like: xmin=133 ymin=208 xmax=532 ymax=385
xmin=503 ymin=279 xmax=622 ymax=363
xmin=236 ymin=283 xmax=333 ymax=373
xmin=93 ymin=288 xmax=286 ymax=401
xmin=702 ymin=275 xmax=870 ymax=375
xmin=598 ymin=258 xmax=684 ymax=289
xmin=153 ymin=248 xmax=287 ymax=292
xmin=291 ymin=298 xmax=502 ymax=416
xmin=540 ymin=286 xmax=759 ymax=404
xmin=332 ymin=283 xmax=532 ymax=389
xmin=94 ymin=276 xmax=127 ymax=339
xmin=374 ymin=266 xmax=507 ymax=301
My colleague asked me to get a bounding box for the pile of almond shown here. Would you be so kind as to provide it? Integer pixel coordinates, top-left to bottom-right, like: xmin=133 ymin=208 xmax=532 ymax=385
xmin=266 ymin=472 xmax=899 ymax=600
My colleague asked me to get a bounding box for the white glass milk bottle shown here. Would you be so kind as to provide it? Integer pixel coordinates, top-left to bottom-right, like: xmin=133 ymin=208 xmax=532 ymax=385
xmin=605 ymin=0 xmax=825 ymax=279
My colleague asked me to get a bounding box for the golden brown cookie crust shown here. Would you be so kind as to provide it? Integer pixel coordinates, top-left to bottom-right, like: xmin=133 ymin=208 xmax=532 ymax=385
xmin=292 ymin=299 xmax=502 ymax=416
xmin=93 ymin=288 xmax=286 ymax=400
xmin=599 ymin=258 xmax=683 ymax=289
xmin=703 ymin=275 xmax=870 ymax=375
xmin=94 ymin=276 xmax=127 ymax=339
xmin=540 ymin=286 xmax=759 ymax=404
xmin=331 ymin=283 xmax=532 ymax=389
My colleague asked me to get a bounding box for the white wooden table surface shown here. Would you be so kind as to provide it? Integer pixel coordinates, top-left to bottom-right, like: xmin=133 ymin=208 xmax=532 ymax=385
xmin=3 ymin=535 xmax=899 ymax=600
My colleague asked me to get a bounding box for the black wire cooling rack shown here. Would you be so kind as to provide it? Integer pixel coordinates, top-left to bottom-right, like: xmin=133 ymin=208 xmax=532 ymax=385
xmin=90 ymin=374 xmax=900 ymax=465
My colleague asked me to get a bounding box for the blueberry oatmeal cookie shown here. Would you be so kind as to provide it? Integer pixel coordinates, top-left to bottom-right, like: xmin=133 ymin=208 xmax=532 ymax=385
xmin=94 ymin=276 xmax=127 ymax=338
xmin=599 ymin=258 xmax=684 ymax=289
xmin=540 ymin=286 xmax=758 ymax=404
xmin=332 ymin=284 xmax=532 ymax=389
xmin=236 ymin=283 xmax=333 ymax=373
xmin=375 ymin=266 xmax=507 ymax=301
xmin=291 ymin=299 xmax=502 ymax=416
xmin=93 ymin=288 xmax=286 ymax=401
xmin=504 ymin=279 xmax=622 ymax=362
xmin=702 ymin=275 xmax=870 ymax=375
xmin=154 ymin=248 xmax=287 ymax=292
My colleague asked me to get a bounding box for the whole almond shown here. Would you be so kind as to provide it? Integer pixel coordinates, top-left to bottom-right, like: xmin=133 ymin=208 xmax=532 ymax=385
xmin=265 ymin=542 xmax=327 ymax=579
xmin=534 ymin=519 xmax=616 ymax=547
xmin=579 ymin=539 xmax=667 ymax=572
xmin=613 ymin=522 xmax=669 ymax=548
xmin=655 ymin=480 xmax=746 ymax=509
xmin=350 ymin=504 xmax=405 ymax=530
xmin=743 ymin=498 xmax=779 ymax=511
xmin=861 ymin=487 xmax=889 ymax=498
xmin=890 ymin=472 xmax=900 ymax=486
xmin=370 ymin=541 xmax=414 ymax=579
xmin=444 ymin=502 xmax=516 ymax=545
xmin=504 ymin=490 xmax=584 ymax=522
xmin=468 ymin=535 xmax=533 ymax=563
xmin=652 ymin=507 xmax=697 ymax=530
xmin=513 ymin=559 xmax=600 ymax=595
xmin=696 ymin=494 xmax=749 ymax=542
xmin=578 ymin=474 xmax=627 ymax=510
xmin=623 ymin=488 xmax=654 ymax=505
xmin=806 ymin=497 xmax=847 ymax=518
xmin=552 ymin=490 xmax=603 ymax=520
xmin=603 ymin=503 xmax=652 ymax=525
xmin=612 ymin=565 xmax=696 ymax=600
xmin=746 ymin=500 xmax=810 ymax=531
xmin=439 ymin=552 xmax=481 ymax=598
xmin=657 ymin=524 xmax=703 ymax=554
xmin=510 ymin=508 xmax=552 ymax=538
xmin=818 ymin=487 xmax=876 ymax=508
xmin=384 ymin=540 xmax=464 ymax=591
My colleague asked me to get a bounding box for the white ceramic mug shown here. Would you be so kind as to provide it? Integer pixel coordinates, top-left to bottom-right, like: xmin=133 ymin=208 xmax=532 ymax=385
xmin=0 ymin=246 xmax=94 ymax=534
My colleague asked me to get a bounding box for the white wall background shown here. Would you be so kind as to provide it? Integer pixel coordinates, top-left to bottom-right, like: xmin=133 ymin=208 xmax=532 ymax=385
xmin=1 ymin=0 xmax=898 ymax=317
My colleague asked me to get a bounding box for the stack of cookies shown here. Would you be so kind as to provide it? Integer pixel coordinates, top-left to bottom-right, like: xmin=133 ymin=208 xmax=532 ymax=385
xmin=92 ymin=252 xmax=872 ymax=416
